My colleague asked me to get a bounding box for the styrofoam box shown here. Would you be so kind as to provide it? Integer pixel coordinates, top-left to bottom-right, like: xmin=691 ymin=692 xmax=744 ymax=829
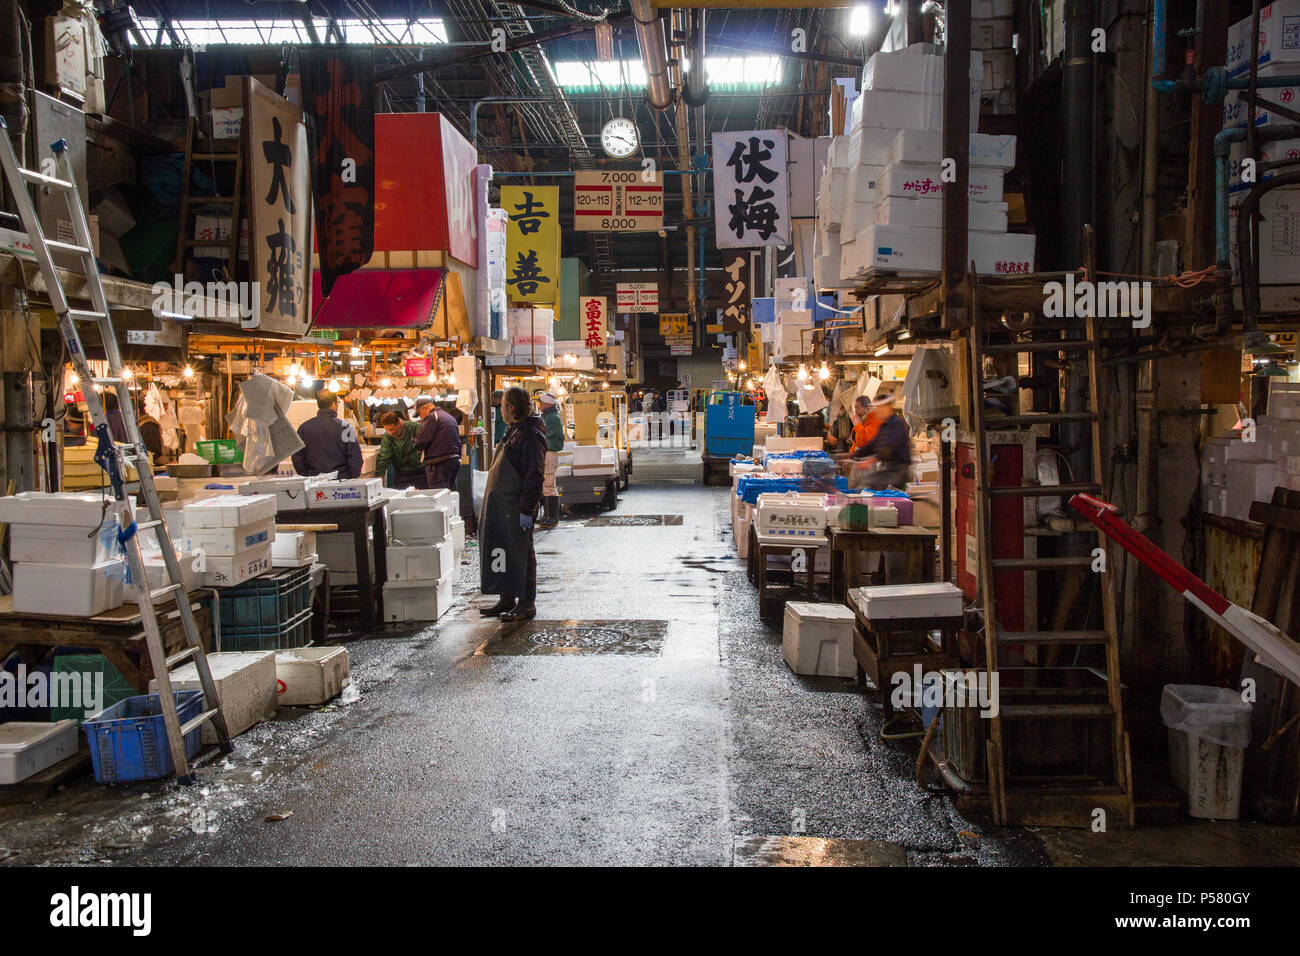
xmin=851 ymin=87 xmax=979 ymax=136
xmin=451 ymin=517 xmax=466 ymax=555
xmin=861 ymin=47 xmax=982 ymax=97
xmin=411 ymin=487 xmax=460 ymax=517
xmin=384 ymin=575 xmax=454 ymax=623
xmin=783 ymin=602 xmax=857 ymax=678
xmin=572 ymin=445 xmax=604 ymax=467
xmin=757 ymin=494 xmax=829 ymax=537
xmin=876 ymin=163 xmax=1005 ymax=203
xmin=242 ymin=476 xmax=314 ymax=510
xmin=8 ymin=520 xmax=120 ymax=565
xmin=0 ymin=491 xmax=135 ymax=528
xmin=390 ymin=506 xmax=450 ymax=544
xmin=851 ymin=582 xmax=963 ymax=621
xmin=272 ymin=531 xmax=316 ymax=562
xmin=387 ymin=540 xmax=455 ymax=582
xmin=152 ymin=650 xmax=276 ymax=745
xmin=316 ymin=532 xmax=372 ymax=574
xmin=767 ymin=437 xmax=824 ymax=452
xmin=0 ymin=720 xmax=79 ymax=784
xmin=1226 ymin=2 xmax=1300 ymax=77
xmin=12 ymin=558 xmax=126 ymax=616
xmin=183 ymin=494 xmax=276 ymax=530
xmin=972 ymin=16 xmax=1014 ymax=50
xmin=308 ymin=478 xmax=382 ymax=509
xmin=201 ymin=541 xmax=273 ymax=587
xmin=275 ymin=647 xmax=351 ymax=707
xmin=876 ymin=197 xmax=1009 ymax=232
xmin=183 ymin=516 xmax=275 ymax=557
xmin=124 ymin=549 xmax=200 ymax=604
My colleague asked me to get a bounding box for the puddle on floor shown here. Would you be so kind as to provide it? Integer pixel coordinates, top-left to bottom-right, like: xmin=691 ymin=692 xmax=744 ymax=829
xmin=476 ymin=619 xmax=668 ymax=657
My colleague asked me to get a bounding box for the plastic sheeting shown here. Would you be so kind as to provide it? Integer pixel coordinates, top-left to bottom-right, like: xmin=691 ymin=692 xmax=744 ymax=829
xmin=1160 ymin=684 xmax=1253 ymax=749
xmin=227 ymin=373 xmax=304 ymax=475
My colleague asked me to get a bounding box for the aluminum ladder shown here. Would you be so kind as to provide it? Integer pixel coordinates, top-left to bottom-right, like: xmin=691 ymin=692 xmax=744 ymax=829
xmin=0 ymin=121 xmax=233 ymax=783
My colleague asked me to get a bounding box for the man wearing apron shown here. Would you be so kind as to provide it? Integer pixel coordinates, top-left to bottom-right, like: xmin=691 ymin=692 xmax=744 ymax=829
xmin=414 ymin=396 xmax=462 ymax=491
xmin=479 ymin=387 xmax=547 ymax=621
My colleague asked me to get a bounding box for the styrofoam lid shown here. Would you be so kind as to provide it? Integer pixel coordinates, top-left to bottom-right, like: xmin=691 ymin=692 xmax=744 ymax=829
xmin=0 ymin=720 xmax=76 ymax=750
xmin=786 ymin=602 xmax=855 ymax=621
xmin=856 ymin=583 xmax=962 ymax=600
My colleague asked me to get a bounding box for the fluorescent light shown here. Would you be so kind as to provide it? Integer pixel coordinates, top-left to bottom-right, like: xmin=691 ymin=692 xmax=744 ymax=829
xmin=849 ymin=5 xmax=873 ymax=35
xmin=874 ymin=344 xmax=890 ymax=357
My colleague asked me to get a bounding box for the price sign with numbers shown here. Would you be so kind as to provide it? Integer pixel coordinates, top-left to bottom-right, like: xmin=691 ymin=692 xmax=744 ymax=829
xmin=574 ymin=170 xmax=664 ymax=232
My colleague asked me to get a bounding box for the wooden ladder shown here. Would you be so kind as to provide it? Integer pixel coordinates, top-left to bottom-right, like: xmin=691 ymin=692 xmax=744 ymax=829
xmin=173 ymin=117 xmax=244 ymax=281
xmin=965 ymin=271 xmax=1135 ymax=827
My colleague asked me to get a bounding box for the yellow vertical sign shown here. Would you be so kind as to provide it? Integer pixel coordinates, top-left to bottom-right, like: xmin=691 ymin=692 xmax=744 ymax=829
xmin=502 ymin=185 xmax=560 ymax=305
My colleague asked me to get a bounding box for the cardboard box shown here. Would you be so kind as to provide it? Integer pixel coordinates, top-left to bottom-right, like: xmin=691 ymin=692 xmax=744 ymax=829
xmin=1226 ymin=2 xmax=1300 ymax=77
xmin=44 ymin=16 xmax=86 ymax=97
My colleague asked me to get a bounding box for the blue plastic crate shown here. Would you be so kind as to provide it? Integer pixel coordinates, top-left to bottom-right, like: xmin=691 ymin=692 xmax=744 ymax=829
xmin=707 ymin=435 xmax=754 ymax=458
xmin=82 ymin=690 xmax=206 ymax=783
xmin=202 ymin=565 xmax=312 ymax=632
xmin=216 ymin=607 xmax=312 ymax=652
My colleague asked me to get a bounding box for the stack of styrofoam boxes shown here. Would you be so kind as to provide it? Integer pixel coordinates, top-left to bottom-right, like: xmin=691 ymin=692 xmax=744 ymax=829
xmin=572 ymin=444 xmax=617 ymax=477
xmin=1267 ymin=383 xmax=1300 ymax=491
xmin=1204 ymin=430 xmax=1279 ymax=521
xmin=815 ymin=135 xmax=856 ymax=290
xmin=409 ymin=487 xmax=465 ymax=558
xmin=773 ymin=309 xmax=814 ymax=364
xmin=182 ymin=494 xmax=277 ymax=587
xmin=151 ymin=651 xmax=277 ymax=744
xmin=495 ymin=307 xmax=555 ymax=368
xmin=783 ymin=602 xmax=858 ymax=678
xmin=909 ymin=432 xmax=942 ymax=527
xmin=1225 ymin=1 xmax=1300 ymax=284
xmin=0 ymin=492 xmax=129 ymax=616
xmin=383 ymin=495 xmax=455 ymax=622
xmin=242 ymin=475 xmax=318 ymax=568
xmin=974 ymin=0 xmax=1016 ymax=117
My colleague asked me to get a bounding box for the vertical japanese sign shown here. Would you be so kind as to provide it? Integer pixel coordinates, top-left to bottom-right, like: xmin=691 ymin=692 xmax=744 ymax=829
xmin=502 ymin=185 xmax=559 ymax=304
xmin=440 ymin=114 xmax=479 ymax=267
xmin=712 ymin=130 xmax=790 ymax=248
xmin=721 ymin=251 xmax=752 ymax=333
xmin=247 ymin=78 xmax=312 ymax=333
xmin=299 ymin=47 xmax=375 ymax=297
xmin=580 ymin=295 xmax=607 ymax=349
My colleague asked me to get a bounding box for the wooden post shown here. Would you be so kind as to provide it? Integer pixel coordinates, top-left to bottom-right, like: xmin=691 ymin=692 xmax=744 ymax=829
xmin=942 ymin=0 xmax=971 ymax=331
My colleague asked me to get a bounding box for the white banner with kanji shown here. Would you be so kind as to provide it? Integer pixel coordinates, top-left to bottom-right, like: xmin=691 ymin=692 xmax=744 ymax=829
xmin=711 ymin=129 xmax=790 ymax=248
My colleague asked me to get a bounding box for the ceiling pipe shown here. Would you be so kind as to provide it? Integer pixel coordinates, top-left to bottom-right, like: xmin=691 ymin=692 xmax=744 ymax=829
xmin=630 ymin=0 xmax=673 ymax=110
xmin=681 ymin=7 xmax=709 ymax=108
xmin=666 ymin=13 xmax=697 ymax=320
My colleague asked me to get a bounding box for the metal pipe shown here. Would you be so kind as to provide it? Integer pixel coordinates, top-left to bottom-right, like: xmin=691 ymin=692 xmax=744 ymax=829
xmin=471 ymin=96 xmax=564 ymax=148
xmin=1151 ymin=0 xmax=1177 ymax=92
xmin=682 ymin=8 xmax=709 ymax=108
xmin=630 ymin=0 xmax=672 ymax=111
xmin=1135 ymin=0 xmax=1161 ymax=537
xmin=669 ymin=10 xmax=697 ymax=319
xmin=1215 ymin=126 xmax=1249 ymax=267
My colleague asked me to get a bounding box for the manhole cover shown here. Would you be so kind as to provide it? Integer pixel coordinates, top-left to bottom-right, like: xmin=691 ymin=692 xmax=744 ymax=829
xmin=584 ymin=514 xmax=683 ymax=527
xmin=528 ymin=625 xmax=627 ymax=648
xmin=479 ymin=619 xmax=667 ymax=656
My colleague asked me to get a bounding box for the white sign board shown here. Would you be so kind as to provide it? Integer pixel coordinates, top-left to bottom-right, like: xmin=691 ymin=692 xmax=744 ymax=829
xmin=574 ymin=170 xmax=664 ymax=232
xmin=616 ymin=282 xmax=659 ymax=313
xmin=712 ymin=129 xmax=790 ymax=248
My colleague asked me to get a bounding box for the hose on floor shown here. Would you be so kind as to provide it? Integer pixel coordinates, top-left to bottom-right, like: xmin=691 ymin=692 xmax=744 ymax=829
xmin=880 ymin=718 xmax=926 ymax=741
xmin=916 ymin=711 xmax=943 ymax=788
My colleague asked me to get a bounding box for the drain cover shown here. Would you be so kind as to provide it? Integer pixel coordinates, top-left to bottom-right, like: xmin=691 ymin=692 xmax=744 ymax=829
xmin=480 ymin=619 xmax=667 ymax=656
xmin=584 ymin=514 xmax=683 ymax=527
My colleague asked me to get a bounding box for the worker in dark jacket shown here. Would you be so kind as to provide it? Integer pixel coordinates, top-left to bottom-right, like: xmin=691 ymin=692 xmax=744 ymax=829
xmin=479 ymin=387 xmax=547 ymax=621
xmin=375 ymin=410 xmax=425 ymax=488
xmin=292 ymin=392 xmax=363 ymax=479
xmin=849 ymin=395 xmax=911 ymax=491
xmin=537 ymin=392 xmax=564 ymax=529
xmin=413 ymin=396 xmax=461 ymax=491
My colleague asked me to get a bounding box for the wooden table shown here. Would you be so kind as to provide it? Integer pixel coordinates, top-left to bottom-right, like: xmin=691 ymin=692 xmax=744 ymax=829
xmin=750 ymin=528 xmax=826 ymax=619
xmin=847 ymin=600 xmax=963 ymax=716
xmin=273 ymin=502 xmax=387 ymax=633
xmin=828 ymin=525 xmax=938 ymax=603
xmin=0 ymin=595 xmax=211 ymax=692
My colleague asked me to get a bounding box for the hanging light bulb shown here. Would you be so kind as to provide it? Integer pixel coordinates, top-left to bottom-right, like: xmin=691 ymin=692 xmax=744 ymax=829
xmin=380 ymin=377 xmax=392 ymax=388
xmin=428 ymin=372 xmax=438 ymax=384
xmin=738 ymin=359 xmax=746 ymax=371
xmin=120 ymin=366 xmax=134 ymax=381
xmin=797 ymin=364 xmax=809 ymax=382
xmin=288 ymin=363 xmax=300 ymax=376
xmin=182 ymin=365 xmax=194 ymax=379
xmin=68 ymin=371 xmax=79 ymax=385
xmin=351 ymin=344 xmax=361 ymax=356
xmin=328 ymin=379 xmax=342 ymax=393
xmin=819 ymin=361 xmax=830 ymax=380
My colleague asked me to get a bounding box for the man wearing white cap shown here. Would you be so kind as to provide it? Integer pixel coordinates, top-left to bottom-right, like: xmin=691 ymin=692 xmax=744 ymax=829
xmin=537 ymin=391 xmax=564 ymax=528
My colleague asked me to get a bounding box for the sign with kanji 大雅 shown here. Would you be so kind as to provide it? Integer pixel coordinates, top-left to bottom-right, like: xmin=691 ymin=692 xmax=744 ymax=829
xmin=502 ymin=185 xmax=559 ymax=304
xmin=711 ymin=129 xmax=790 ymax=248
xmin=617 ymin=281 xmax=659 ymax=313
xmin=580 ymin=295 xmax=607 ymax=349
xmin=574 ymin=170 xmax=664 ymax=232
xmin=720 ymin=251 xmax=752 ymax=333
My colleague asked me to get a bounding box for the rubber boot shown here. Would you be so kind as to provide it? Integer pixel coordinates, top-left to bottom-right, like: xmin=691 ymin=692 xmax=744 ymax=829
xmin=500 ymin=601 xmax=536 ymax=622
xmin=479 ymin=596 xmax=515 ymax=616
xmin=538 ymin=495 xmax=559 ymax=529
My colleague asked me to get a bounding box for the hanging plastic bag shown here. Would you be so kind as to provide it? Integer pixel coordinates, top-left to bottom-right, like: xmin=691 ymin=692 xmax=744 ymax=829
xmin=900 ymin=344 xmax=959 ymax=429
xmin=472 ymin=468 xmax=490 ymax=519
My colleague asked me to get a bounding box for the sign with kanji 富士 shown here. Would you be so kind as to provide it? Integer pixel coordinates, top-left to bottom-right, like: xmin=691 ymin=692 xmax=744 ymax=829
xmin=617 ymin=281 xmax=659 ymax=313
xmin=574 ymin=170 xmax=664 ymax=232
xmin=502 ymin=185 xmax=559 ymax=304
xmin=247 ymin=77 xmax=312 ymax=334
xmin=720 ymin=251 xmax=752 ymax=333
xmin=660 ymin=313 xmax=689 ymax=337
xmin=580 ymin=295 xmax=607 ymax=349
xmin=711 ymin=129 xmax=790 ymax=248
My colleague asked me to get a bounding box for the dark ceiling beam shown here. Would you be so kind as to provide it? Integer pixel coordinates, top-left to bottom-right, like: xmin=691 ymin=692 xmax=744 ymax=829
xmin=707 ymin=36 xmax=862 ymax=68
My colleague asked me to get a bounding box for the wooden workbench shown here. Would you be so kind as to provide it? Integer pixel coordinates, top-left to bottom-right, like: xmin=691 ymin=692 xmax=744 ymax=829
xmin=0 ymin=595 xmax=211 ymax=692
xmin=827 ymin=525 xmax=938 ymax=603
xmin=273 ymin=501 xmax=387 ymax=633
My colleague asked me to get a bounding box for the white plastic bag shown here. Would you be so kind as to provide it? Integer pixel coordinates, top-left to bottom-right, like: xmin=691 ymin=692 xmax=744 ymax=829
xmin=900 ymin=344 xmax=959 ymax=428
xmin=472 ymin=468 xmax=490 ymax=520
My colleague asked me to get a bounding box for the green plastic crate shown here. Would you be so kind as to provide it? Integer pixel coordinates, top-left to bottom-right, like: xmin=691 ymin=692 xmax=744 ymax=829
xmin=195 ymin=439 xmax=243 ymax=464
xmin=51 ymin=654 xmax=136 ymax=724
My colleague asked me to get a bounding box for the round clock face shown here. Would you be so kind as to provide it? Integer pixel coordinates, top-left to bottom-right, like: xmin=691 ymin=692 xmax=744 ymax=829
xmin=601 ymin=117 xmax=639 ymax=159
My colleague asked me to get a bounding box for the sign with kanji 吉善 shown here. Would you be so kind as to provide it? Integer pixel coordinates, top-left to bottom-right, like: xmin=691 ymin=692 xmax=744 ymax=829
xmin=617 ymin=281 xmax=659 ymax=313
xmin=720 ymin=251 xmax=753 ymax=333
xmin=574 ymin=170 xmax=664 ymax=232
xmin=247 ymin=77 xmax=312 ymax=334
xmin=659 ymin=313 xmax=689 ymax=337
xmin=712 ymin=129 xmax=790 ymax=248
xmin=580 ymin=295 xmax=607 ymax=349
xmin=502 ymin=185 xmax=559 ymax=304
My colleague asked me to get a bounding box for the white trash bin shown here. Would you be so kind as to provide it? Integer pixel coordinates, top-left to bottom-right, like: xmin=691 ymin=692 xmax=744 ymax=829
xmin=1160 ymin=684 xmax=1252 ymax=820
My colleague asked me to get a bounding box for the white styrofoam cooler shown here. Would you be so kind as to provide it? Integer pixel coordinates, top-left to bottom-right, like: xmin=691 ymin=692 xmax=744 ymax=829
xmin=182 ymin=494 xmax=276 ymax=529
xmin=152 ymin=650 xmax=277 ymax=744
xmin=307 ymin=478 xmax=382 ymax=509
xmin=242 ymin=476 xmax=315 ymax=510
xmin=851 ymin=582 xmax=963 ymax=621
xmin=124 ymin=548 xmax=200 ymax=604
xmin=0 ymin=720 xmax=79 ymax=783
xmin=387 ymin=540 xmax=455 ymax=582
xmin=200 ymin=541 xmax=273 ymax=587
xmin=384 ymin=575 xmax=454 ymax=622
xmin=272 ymin=530 xmax=316 ymax=563
xmin=0 ymin=491 xmax=134 ymax=528
xmin=756 ymin=493 xmax=828 ymax=538
xmin=8 ymin=519 xmax=122 ymax=565
xmin=390 ymin=506 xmax=450 ymax=544
xmin=183 ymin=516 xmax=275 ymax=557
xmin=12 ymin=558 xmax=126 ymax=617
xmin=451 ymin=517 xmax=466 ymax=555
xmin=783 ymin=602 xmax=858 ymax=678
xmin=275 ymin=647 xmax=350 ymax=706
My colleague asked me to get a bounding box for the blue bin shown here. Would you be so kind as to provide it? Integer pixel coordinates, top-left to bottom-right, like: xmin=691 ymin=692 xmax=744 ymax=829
xmin=82 ymin=690 xmax=206 ymax=783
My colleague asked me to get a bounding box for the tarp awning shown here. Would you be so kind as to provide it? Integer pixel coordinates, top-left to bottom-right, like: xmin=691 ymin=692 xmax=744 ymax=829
xmin=310 ymin=267 xmax=446 ymax=329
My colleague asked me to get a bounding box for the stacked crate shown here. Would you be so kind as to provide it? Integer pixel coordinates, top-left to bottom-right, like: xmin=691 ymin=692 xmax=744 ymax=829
xmin=382 ymin=490 xmax=461 ymax=623
xmin=974 ymin=0 xmax=1016 ymax=117
xmin=181 ymin=494 xmax=277 ymax=587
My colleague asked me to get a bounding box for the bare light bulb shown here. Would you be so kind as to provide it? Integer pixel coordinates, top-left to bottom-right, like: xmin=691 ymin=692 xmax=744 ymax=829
xmin=182 ymin=365 xmax=194 ymax=379
xmin=797 ymin=364 xmax=809 ymax=382
xmin=819 ymin=362 xmax=830 ymax=380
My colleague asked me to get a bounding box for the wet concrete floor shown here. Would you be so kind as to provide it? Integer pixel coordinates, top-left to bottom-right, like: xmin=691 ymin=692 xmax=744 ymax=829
xmin=2 ymin=456 xmax=1299 ymax=866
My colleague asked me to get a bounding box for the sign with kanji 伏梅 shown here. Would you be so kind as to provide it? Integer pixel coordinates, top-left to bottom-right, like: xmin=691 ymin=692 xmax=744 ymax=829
xmin=502 ymin=185 xmax=560 ymax=304
xmin=711 ymin=129 xmax=790 ymax=248
xmin=579 ymin=295 xmax=607 ymax=349
xmin=246 ymin=77 xmax=312 ymax=334
xmin=720 ymin=251 xmax=753 ymax=333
